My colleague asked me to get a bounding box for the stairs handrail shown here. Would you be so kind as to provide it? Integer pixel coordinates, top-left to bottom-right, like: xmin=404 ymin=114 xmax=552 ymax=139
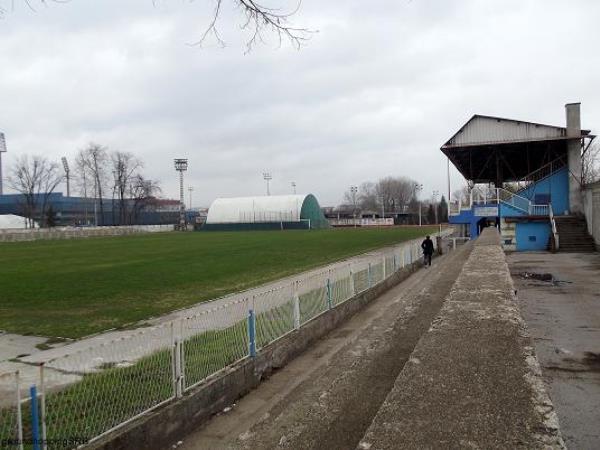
xmin=515 ymin=156 xmax=567 ymax=193
xmin=549 ymin=204 xmax=559 ymax=251
xmin=496 ymin=188 xmax=531 ymax=213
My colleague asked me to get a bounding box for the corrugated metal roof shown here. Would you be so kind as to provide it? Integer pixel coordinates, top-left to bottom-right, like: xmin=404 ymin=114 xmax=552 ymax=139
xmin=206 ymin=195 xmax=308 ymax=224
xmin=443 ymin=115 xmax=577 ymax=148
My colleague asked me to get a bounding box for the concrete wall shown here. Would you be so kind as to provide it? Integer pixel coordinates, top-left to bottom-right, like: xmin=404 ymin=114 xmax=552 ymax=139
xmin=89 ymin=252 xmax=428 ymax=450
xmin=583 ymin=181 xmax=600 ymax=248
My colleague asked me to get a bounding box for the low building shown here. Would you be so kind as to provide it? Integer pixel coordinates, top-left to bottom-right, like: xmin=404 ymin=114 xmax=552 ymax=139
xmin=203 ymin=194 xmax=330 ymax=231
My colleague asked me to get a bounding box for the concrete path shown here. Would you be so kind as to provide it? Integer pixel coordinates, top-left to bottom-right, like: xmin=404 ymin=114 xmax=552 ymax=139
xmin=508 ymin=251 xmax=600 ymax=450
xmin=173 ymin=241 xmax=472 ymax=450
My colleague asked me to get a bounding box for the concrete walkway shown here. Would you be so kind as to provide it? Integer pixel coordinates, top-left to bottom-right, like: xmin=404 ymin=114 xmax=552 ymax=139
xmin=173 ymin=230 xmax=564 ymax=449
xmin=508 ymin=251 xmax=600 ymax=450
xmin=174 ymin=242 xmax=473 ymax=449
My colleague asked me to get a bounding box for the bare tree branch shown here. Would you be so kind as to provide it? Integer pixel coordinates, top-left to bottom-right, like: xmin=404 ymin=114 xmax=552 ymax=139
xmin=6 ymin=0 xmax=313 ymax=51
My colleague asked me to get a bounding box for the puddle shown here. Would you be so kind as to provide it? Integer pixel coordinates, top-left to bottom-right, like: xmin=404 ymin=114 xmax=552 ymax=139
xmin=514 ymin=272 xmax=572 ymax=286
xmin=517 ymin=272 xmax=554 ymax=282
xmin=582 ymin=352 xmax=600 ymax=371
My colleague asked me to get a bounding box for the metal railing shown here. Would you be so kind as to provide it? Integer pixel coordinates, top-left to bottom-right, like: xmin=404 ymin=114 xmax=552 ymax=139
xmin=0 ymin=230 xmax=454 ymax=449
xmin=514 ymin=156 xmax=567 ymax=193
xmin=549 ymin=204 xmax=559 ymax=251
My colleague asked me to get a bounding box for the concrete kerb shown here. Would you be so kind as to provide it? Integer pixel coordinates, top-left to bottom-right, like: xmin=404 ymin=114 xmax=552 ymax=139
xmin=87 ymin=256 xmax=425 ymax=450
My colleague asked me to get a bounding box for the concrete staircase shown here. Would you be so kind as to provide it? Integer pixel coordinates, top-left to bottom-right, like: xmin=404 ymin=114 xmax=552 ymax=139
xmin=555 ymin=216 xmax=597 ymax=252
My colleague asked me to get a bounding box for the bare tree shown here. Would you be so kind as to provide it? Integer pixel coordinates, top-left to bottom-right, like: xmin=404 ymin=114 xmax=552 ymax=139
xmin=9 ymin=1 xmax=312 ymax=52
xmin=375 ymin=176 xmax=416 ymax=213
xmin=129 ymin=175 xmax=162 ymax=224
xmin=111 ymin=151 xmax=142 ymax=224
xmin=583 ymin=139 xmax=600 ymax=185
xmin=7 ymin=155 xmax=64 ymax=227
xmin=196 ymin=0 xmax=312 ymax=51
xmin=77 ymin=143 xmax=109 ymax=225
xmin=357 ymin=181 xmax=379 ymax=211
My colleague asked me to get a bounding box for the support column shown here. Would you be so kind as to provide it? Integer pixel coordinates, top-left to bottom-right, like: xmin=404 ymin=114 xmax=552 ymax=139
xmin=566 ymin=102 xmax=583 ymax=214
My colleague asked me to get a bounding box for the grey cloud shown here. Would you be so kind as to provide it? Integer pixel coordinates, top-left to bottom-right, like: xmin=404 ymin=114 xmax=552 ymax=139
xmin=1 ymin=0 xmax=599 ymax=206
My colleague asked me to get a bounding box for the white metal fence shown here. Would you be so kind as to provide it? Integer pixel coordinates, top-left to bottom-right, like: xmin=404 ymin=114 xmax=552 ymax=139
xmin=0 ymin=231 xmax=453 ymax=449
xmin=0 ymin=225 xmax=175 ymax=243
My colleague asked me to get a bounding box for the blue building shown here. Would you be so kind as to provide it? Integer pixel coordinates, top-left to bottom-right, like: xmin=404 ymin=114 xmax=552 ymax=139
xmin=443 ymin=103 xmax=596 ymax=252
xmin=0 ymin=192 xmax=191 ymax=226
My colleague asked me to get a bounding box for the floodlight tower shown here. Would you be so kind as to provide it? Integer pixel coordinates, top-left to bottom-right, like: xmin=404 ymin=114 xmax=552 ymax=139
xmin=263 ymin=172 xmax=272 ymax=196
xmin=61 ymin=156 xmax=71 ymax=197
xmin=291 ymin=181 xmax=296 ymax=194
xmin=0 ymin=132 xmax=7 ymax=196
xmin=188 ymin=186 xmax=194 ymax=210
xmin=414 ymin=183 xmax=423 ymax=226
xmin=174 ymin=158 xmax=188 ymax=230
xmin=350 ymin=185 xmax=358 ymax=227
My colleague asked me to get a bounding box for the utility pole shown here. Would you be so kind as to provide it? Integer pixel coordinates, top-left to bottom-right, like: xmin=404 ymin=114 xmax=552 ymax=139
xmin=263 ymin=172 xmax=272 ymax=196
xmin=174 ymin=159 xmax=188 ymax=230
xmin=350 ymin=185 xmax=358 ymax=227
xmin=432 ymin=190 xmax=439 ymax=224
xmin=188 ymin=186 xmax=194 ymax=210
xmin=0 ymin=132 xmax=7 ymax=196
xmin=61 ymin=157 xmax=71 ymax=197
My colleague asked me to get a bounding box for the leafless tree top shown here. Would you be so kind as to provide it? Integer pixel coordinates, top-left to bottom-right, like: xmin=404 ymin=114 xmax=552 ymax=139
xmin=6 ymin=1 xmax=312 ymax=51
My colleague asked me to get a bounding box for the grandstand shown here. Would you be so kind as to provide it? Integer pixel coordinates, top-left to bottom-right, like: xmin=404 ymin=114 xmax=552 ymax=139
xmin=203 ymin=194 xmax=330 ymax=231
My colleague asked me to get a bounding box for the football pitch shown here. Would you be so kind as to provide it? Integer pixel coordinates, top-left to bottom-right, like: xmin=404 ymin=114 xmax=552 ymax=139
xmin=0 ymin=227 xmax=436 ymax=339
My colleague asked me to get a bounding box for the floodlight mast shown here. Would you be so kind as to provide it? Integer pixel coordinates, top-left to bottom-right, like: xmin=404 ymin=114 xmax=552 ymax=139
xmin=350 ymin=185 xmax=358 ymax=228
xmin=174 ymin=159 xmax=188 ymax=230
xmin=61 ymin=156 xmax=70 ymax=197
xmin=263 ymin=172 xmax=272 ymax=196
xmin=0 ymin=132 xmax=7 ymax=196
xmin=414 ymin=183 xmax=423 ymax=226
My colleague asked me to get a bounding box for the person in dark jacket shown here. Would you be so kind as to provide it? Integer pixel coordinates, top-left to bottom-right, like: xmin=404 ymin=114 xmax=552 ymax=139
xmin=421 ymin=235 xmax=434 ymax=267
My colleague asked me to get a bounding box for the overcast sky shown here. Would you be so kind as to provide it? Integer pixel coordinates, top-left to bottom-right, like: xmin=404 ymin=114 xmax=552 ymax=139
xmin=1 ymin=0 xmax=599 ymax=207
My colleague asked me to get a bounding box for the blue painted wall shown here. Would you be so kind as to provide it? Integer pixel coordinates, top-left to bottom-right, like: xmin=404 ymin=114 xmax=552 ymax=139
xmin=449 ymin=205 xmax=497 ymax=238
xmin=515 ymin=222 xmax=551 ymax=251
xmin=518 ymin=167 xmax=569 ymax=215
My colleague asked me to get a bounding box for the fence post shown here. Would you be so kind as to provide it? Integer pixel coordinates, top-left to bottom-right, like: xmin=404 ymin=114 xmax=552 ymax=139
xmin=174 ymin=338 xmax=183 ymax=398
xmin=293 ymin=282 xmax=301 ymax=329
xmin=39 ymin=364 xmax=47 ymax=450
xmin=179 ymin=333 xmax=186 ymax=394
xmin=248 ymin=308 xmax=256 ymax=357
xmin=393 ymin=253 xmax=397 ymax=272
xmin=170 ymin=322 xmax=177 ymax=398
xmin=326 ymin=273 xmax=332 ymax=309
xmin=30 ymin=385 xmax=40 ymax=450
xmin=367 ymin=263 xmax=372 ymax=288
xmin=382 ymin=255 xmax=386 ymax=279
xmin=349 ymin=264 xmax=355 ymax=296
xmin=15 ymin=372 xmax=23 ymax=450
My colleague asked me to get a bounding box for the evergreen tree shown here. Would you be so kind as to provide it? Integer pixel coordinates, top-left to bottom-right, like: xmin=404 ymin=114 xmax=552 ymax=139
xmin=427 ymin=204 xmax=435 ymax=224
xmin=438 ymin=195 xmax=448 ymax=223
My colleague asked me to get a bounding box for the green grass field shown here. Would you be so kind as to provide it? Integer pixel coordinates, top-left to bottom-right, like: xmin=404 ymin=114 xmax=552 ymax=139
xmin=0 ymin=227 xmax=435 ymax=338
